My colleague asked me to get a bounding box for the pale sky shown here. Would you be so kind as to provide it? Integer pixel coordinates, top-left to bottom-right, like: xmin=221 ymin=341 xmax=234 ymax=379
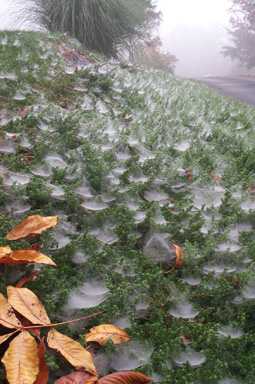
xmin=0 ymin=0 xmax=230 ymax=32
xmin=157 ymin=0 xmax=230 ymax=35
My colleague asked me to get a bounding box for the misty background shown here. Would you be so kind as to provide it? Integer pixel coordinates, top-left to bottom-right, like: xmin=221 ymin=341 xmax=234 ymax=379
xmin=0 ymin=0 xmax=252 ymax=77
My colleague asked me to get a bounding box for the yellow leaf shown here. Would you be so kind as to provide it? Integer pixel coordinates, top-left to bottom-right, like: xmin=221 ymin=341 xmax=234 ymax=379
xmin=6 ymin=214 xmax=58 ymax=240
xmin=0 ymin=245 xmax=12 ymax=256
xmin=0 ymin=331 xmax=19 ymax=345
xmin=47 ymin=328 xmax=98 ymax=376
xmin=98 ymin=371 xmax=153 ymax=384
xmin=85 ymin=324 xmax=131 ymax=346
xmin=7 ymin=286 xmax=51 ymax=325
xmin=0 ymin=249 xmax=57 ymax=265
xmin=0 ymin=293 xmax=21 ymax=329
xmin=2 ymin=330 xmax=39 ymax=384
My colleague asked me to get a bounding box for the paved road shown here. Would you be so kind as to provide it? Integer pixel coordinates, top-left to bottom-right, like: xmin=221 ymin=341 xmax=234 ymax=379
xmin=194 ymin=76 xmax=255 ymax=105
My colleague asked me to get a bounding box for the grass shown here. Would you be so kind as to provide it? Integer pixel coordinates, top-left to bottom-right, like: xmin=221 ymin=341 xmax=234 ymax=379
xmin=1 ymin=30 xmax=255 ymax=383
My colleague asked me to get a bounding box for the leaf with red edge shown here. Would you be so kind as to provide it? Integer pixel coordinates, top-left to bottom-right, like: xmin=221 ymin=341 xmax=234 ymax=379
xmin=54 ymin=371 xmax=98 ymax=384
xmin=6 ymin=214 xmax=58 ymax=240
xmin=165 ymin=244 xmax=184 ymax=274
xmin=98 ymin=371 xmax=153 ymax=384
xmin=33 ymin=338 xmax=49 ymax=384
xmin=16 ymin=271 xmax=38 ymax=288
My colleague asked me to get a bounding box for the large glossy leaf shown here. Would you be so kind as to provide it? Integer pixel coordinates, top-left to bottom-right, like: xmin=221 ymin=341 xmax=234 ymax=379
xmin=7 ymin=286 xmax=51 ymax=325
xmin=98 ymin=371 xmax=153 ymax=384
xmin=47 ymin=328 xmax=98 ymax=376
xmin=54 ymin=371 xmax=98 ymax=384
xmin=33 ymin=338 xmax=49 ymax=384
xmin=85 ymin=324 xmax=131 ymax=346
xmin=1 ymin=330 xmax=39 ymax=384
xmin=6 ymin=214 xmax=58 ymax=240
xmin=0 ymin=249 xmax=56 ymax=265
xmin=0 ymin=293 xmax=21 ymax=329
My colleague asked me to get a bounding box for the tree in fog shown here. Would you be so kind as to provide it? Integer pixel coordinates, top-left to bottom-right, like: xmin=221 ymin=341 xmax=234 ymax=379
xmin=14 ymin=0 xmax=161 ymax=59
xmin=223 ymin=0 xmax=255 ymax=69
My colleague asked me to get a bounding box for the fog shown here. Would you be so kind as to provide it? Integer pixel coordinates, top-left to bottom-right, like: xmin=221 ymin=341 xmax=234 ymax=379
xmin=0 ymin=0 xmax=251 ymax=77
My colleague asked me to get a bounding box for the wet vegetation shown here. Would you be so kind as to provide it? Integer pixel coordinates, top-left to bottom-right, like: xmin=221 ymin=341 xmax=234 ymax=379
xmin=1 ymin=31 xmax=255 ymax=383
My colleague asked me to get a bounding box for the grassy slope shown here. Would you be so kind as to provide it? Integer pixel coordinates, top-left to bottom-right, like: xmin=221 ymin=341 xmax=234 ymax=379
xmin=1 ymin=31 xmax=255 ymax=383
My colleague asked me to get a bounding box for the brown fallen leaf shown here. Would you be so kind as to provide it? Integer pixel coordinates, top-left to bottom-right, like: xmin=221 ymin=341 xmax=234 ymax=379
xmin=20 ymin=106 xmax=31 ymax=117
xmin=124 ymin=114 xmax=133 ymax=120
xmin=31 ymin=88 xmax=40 ymax=94
xmin=16 ymin=271 xmax=38 ymax=288
xmin=85 ymin=324 xmax=131 ymax=346
xmin=47 ymin=328 xmax=98 ymax=376
xmin=6 ymin=214 xmax=58 ymax=240
xmin=181 ymin=334 xmax=192 ymax=344
xmin=165 ymin=243 xmax=184 ymax=274
xmin=7 ymin=286 xmax=51 ymax=326
xmin=98 ymin=371 xmax=153 ymax=384
xmin=0 ymin=245 xmax=12 ymax=256
xmin=0 ymin=331 xmax=19 ymax=345
xmin=0 ymin=249 xmax=56 ymax=266
xmin=33 ymin=338 xmax=49 ymax=384
xmin=182 ymin=167 xmax=193 ymax=183
xmin=0 ymin=293 xmax=21 ymax=329
xmin=54 ymin=371 xmax=98 ymax=384
xmin=2 ymin=330 xmax=39 ymax=384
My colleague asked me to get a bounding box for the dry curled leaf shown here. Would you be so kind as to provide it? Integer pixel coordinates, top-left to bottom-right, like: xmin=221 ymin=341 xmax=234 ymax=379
xmin=7 ymin=286 xmax=51 ymax=326
xmin=33 ymin=338 xmax=49 ymax=384
xmin=165 ymin=243 xmax=184 ymax=274
xmin=6 ymin=214 xmax=58 ymax=240
xmin=85 ymin=324 xmax=131 ymax=346
xmin=54 ymin=371 xmax=98 ymax=384
xmin=47 ymin=328 xmax=98 ymax=376
xmin=0 ymin=293 xmax=21 ymax=329
xmin=16 ymin=271 xmax=38 ymax=288
xmin=20 ymin=106 xmax=31 ymax=117
xmin=98 ymin=371 xmax=153 ymax=384
xmin=2 ymin=330 xmax=39 ymax=384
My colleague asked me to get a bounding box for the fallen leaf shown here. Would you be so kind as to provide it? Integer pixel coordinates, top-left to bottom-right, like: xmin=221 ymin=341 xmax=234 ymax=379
xmin=2 ymin=330 xmax=39 ymax=384
xmin=124 ymin=114 xmax=133 ymax=120
xmin=214 ymin=174 xmax=221 ymax=183
xmin=6 ymin=214 xmax=58 ymax=240
xmin=0 ymin=331 xmax=19 ymax=345
xmin=33 ymin=338 xmax=49 ymax=384
xmin=182 ymin=167 xmax=193 ymax=182
xmin=30 ymin=244 xmax=44 ymax=251
xmin=31 ymin=88 xmax=40 ymax=94
xmin=0 ymin=245 xmax=12 ymax=256
xmin=11 ymin=135 xmax=17 ymax=141
xmin=165 ymin=243 xmax=184 ymax=274
xmin=16 ymin=271 xmax=38 ymax=288
xmin=0 ymin=293 xmax=21 ymax=329
xmin=7 ymin=286 xmax=51 ymax=325
xmin=60 ymin=35 xmax=68 ymax=41
xmin=47 ymin=328 xmax=98 ymax=376
xmin=0 ymin=250 xmax=56 ymax=265
xmin=20 ymin=106 xmax=31 ymax=117
xmin=54 ymin=371 xmax=98 ymax=384
xmin=98 ymin=371 xmax=153 ymax=384
xmin=85 ymin=324 xmax=131 ymax=346
xmin=181 ymin=334 xmax=192 ymax=344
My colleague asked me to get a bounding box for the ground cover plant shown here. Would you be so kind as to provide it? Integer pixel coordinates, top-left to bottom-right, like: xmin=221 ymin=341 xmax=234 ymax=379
xmin=1 ymin=30 xmax=255 ymax=383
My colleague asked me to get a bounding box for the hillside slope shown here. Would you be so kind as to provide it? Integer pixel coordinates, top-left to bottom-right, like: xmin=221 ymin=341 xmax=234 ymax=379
xmin=1 ymin=31 xmax=255 ymax=384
